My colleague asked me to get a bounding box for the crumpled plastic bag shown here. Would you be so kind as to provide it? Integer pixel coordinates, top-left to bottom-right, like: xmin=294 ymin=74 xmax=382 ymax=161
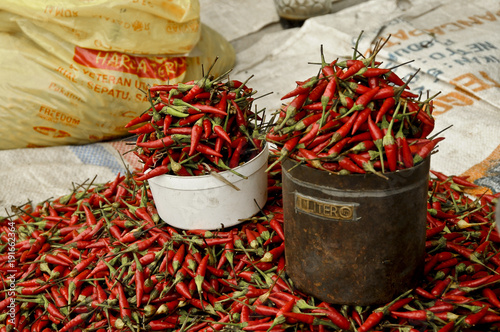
xmin=0 ymin=0 xmax=235 ymax=149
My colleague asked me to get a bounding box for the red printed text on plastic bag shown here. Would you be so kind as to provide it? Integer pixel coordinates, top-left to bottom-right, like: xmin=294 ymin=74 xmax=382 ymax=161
xmin=73 ymin=46 xmax=187 ymax=80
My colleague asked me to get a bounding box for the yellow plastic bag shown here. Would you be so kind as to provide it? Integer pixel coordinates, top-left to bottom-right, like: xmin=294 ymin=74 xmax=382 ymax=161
xmin=0 ymin=0 xmax=235 ymax=150
xmin=0 ymin=0 xmax=201 ymax=55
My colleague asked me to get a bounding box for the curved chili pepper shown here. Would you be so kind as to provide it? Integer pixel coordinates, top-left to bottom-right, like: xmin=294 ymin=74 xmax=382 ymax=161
xmin=307 ymin=78 xmax=328 ymax=103
xmin=395 ymin=122 xmax=414 ymax=169
xmin=338 ymin=59 xmax=365 ymax=80
xmin=128 ymin=119 xmax=164 ymax=134
xmin=324 ymin=136 xmax=349 ymax=158
xmin=229 ymin=136 xmax=247 ymax=169
xmin=189 ymin=103 xmax=228 ymax=117
xmin=329 ymin=112 xmax=358 ymax=145
xmin=376 ymin=97 xmax=396 ymax=123
xmin=177 ymin=113 xmax=204 ymax=127
xmin=136 ymin=135 xmax=176 ymax=149
xmin=351 ymin=107 xmax=372 ymax=135
xmin=125 ymin=111 xmax=153 ymax=128
xmin=465 ymin=305 xmax=490 ymax=327
xmin=284 ymin=112 xmax=323 ymax=134
xmin=298 ymin=122 xmax=320 ymax=146
xmin=280 ymin=76 xmax=316 ymax=100
xmin=274 ymin=92 xmax=309 ymax=132
xmin=338 ymin=155 xmax=365 ymax=174
xmin=298 ymin=148 xmax=326 ymax=171
xmin=362 ymin=67 xmax=390 ymax=78
xmin=382 ymin=107 xmax=400 ymax=172
xmin=413 ymin=137 xmax=445 ymax=165
xmin=188 ymin=118 xmax=204 ymax=156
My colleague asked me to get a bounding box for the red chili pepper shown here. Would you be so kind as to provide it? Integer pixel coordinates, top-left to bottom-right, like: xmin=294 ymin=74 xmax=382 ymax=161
xmin=188 ymin=118 xmax=204 ymax=156
xmin=254 ymin=304 xmax=279 ymax=317
xmin=353 ymin=86 xmax=379 ymax=111
xmin=357 ymin=290 xmax=412 ymax=332
xmin=176 ymin=280 xmax=193 ymax=300
xmin=189 ymin=103 xmax=228 ymax=117
xmin=298 ymin=148 xmax=325 ymax=170
xmin=362 ymin=67 xmax=391 ymax=78
xmin=269 ymin=219 xmax=285 ymax=242
xmin=125 ymin=233 xmax=160 ymax=253
xmin=437 ymin=321 xmax=455 ymax=332
xmin=181 ymin=81 xmax=204 ymax=102
xmin=196 ymin=143 xmax=223 ymax=158
xmin=172 ymin=244 xmax=186 ymax=274
xmin=275 ymin=92 xmax=309 ymax=131
xmin=465 ymin=305 xmax=490 ymax=327
xmin=114 ymin=281 xmax=132 ymax=323
xmin=427 ymin=301 xmax=455 ymax=313
xmin=214 ymin=90 xmax=228 ymax=114
xmin=391 ymin=309 xmax=430 ymax=321
xmin=194 ymin=253 xmax=209 ymax=296
xmin=321 ymin=78 xmax=338 ymax=112
xmin=125 ymin=112 xmax=153 ymax=128
xmin=307 ymin=78 xmax=329 ymax=103
xmin=366 ymin=113 xmax=383 ymax=155
xmin=338 ymin=155 xmax=366 ymax=174
xmin=266 ymin=132 xmax=301 ymax=172
xmin=244 ymin=227 xmax=259 ymax=249
xmin=322 ymin=137 xmax=348 ymax=158
xmin=68 ymin=254 xmax=96 ymax=278
xmin=27 ymin=233 xmax=47 ymax=256
xmin=316 ymin=302 xmax=350 ymax=330
xmin=395 ymin=122 xmax=414 ymax=169
xmin=43 ymin=254 xmax=71 ymax=267
xmin=149 ymin=84 xmax=178 ymax=92
xmin=229 ymin=136 xmax=248 ymax=168
xmin=266 ymin=129 xmax=290 ymax=143
xmin=382 ymin=108 xmax=399 ymax=172
xmin=478 ymin=313 xmax=500 ymax=324
xmin=212 ymin=125 xmax=231 ymax=145
xmin=431 ymin=276 xmax=452 ymax=297
xmin=376 ymin=97 xmax=396 ymax=124
xmin=136 ymin=135 xmax=176 ymax=149
xmin=338 ymin=60 xmax=365 ymax=80
xmin=281 ymin=77 xmax=316 ymax=100
xmin=288 ymin=113 xmax=324 ymax=135
xmin=343 ymin=81 xmax=371 ymax=95
xmin=385 ymin=71 xmax=406 ymax=86
xmin=413 ymin=137 xmax=445 ymax=165
xmin=177 ymin=113 xmax=204 ymax=127
xmin=426 ymin=223 xmax=446 ymax=239
xmin=414 ymin=286 xmax=437 ymax=300
xmin=58 ymin=313 xmax=91 ymax=332
xmin=483 ymin=288 xmax=500 ymax=308
xmin=409 ymin=102 xmax=435 ymax=127
xmin=128 ymin=121 xmax=162 ymax=134
xmin=351 ymin=107 xmax=371 ymax=135
xmin=310 ymin=133 xmax=334 ymax=154
xmin=145 ymin=320 xmax=176 ymax=330
xmin=452 ymin=176 xmax=478 ymax=188
xmin=459 ymin=275 xmax=500 ymax=289
xmin=329 ymin=112 xmax=358 ymax=145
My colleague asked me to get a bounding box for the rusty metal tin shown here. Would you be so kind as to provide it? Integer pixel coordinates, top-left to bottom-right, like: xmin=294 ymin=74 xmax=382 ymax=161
xmin=282 ymin=157 xmax=430 ymax=305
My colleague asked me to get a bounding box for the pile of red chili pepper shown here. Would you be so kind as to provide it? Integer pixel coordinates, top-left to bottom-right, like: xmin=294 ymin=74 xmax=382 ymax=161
xmin=0 ymin=163 xmax=499 ymax=331
xmin=127 ymin=66 xmax=265 ymax=181
xmin=265 ymin=36 xmax=444 ymax=176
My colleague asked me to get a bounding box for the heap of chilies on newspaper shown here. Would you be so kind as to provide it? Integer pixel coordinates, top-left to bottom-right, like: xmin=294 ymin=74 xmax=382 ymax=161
xmin=0 ymin=166 xmax=499 ymax=331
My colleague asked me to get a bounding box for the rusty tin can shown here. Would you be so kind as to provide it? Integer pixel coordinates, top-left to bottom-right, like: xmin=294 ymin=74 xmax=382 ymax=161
xmin=282 ymin=157 xmax=430 ymax=305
